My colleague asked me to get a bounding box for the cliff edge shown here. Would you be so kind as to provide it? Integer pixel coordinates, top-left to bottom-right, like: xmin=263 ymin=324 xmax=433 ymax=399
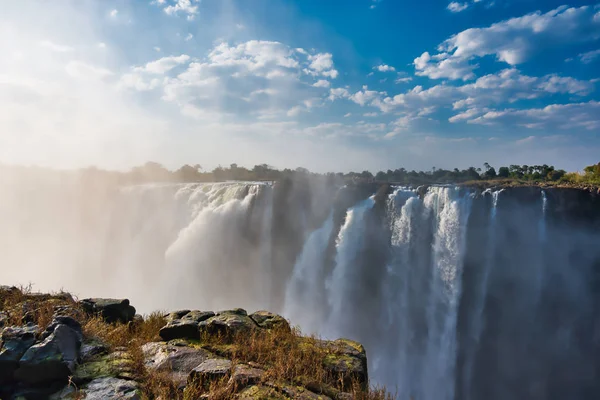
xmin=0 ymin=286 xmax=388 ymax=400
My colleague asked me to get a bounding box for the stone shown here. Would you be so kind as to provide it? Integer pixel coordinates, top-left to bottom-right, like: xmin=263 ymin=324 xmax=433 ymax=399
xmin=0 ymin=324 xmax=38 ymax=383
xmin=52 ymin=376 xmax=140 ymax=400
xmin=249 ymin=310 xmax=290 ymax=331
xmin=80 ymin=339 xmax=110 ymax=362
xmin=228 ymin=363 xmax=265 ymax=389
xmin=237 ymin=385 xmax=287 ymax=399
xmin=217 ymin=308 xmax=248 ymax=316
xmin=320 ymin=339 xmax=368 ymax=390
xmin=159 ymin=310 xmax=215 ymax=341
xmin=79 ymin=298 xmax=136 ymax=324
xmin=15 ymin=323 xmax=81 ymax=386
xmin=142 ymin=342 xmax=217 ymax=388
xmin=280 ymin=385 xmax=332 ymax=400
xmin=73 ymin=350 xmax=136 ymax=383
xmin=0 ymin=311 xmax=8 ymax=328
xmin=188 ymin=358 xmax=232 ymax=386
xmin=198 ymin=313 xmax=258 ymax=340
xmin=42 ymin=316 xmax=82 ymax=341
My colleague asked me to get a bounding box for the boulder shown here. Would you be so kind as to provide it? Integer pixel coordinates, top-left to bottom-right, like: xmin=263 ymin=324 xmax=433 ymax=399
xmin=0 ymin=324 xmax=38 ymax=383
xmin=52 ymin=376 xmax=140 ymax=400
xmin=198 ymin=312 xmax=258 ymax=340
xmin=0 ymin=311 xmax=7 ymax=327
xmin=280 ymin=385 xmax=332 ymax=400
xmin=73 ymin=350 xmax=137 ymax=383
xmin=15 ymin=323 xmax=81 ymax=386
xmin=228 ymin=363 xmax=265 ymax=390
xmin=159 ymin=310 xmax=215 ymax=341
xmin=217 ymin=308 xmax=248 ymax=316
xmin=42 ymin=316 xmax=82 ymax=341
xmin=142 ymin=342 xmax=217 ymax=388
xmin=188 ymin=358 xmax=232 ymax=386
xmin=249 ymin=310 xmax=290 ymax=331
xmin=79 ymin=298 xmax=136 ymax=323
xmin=321 ymin=339 xmax=368 ymax=390
xmin=80 ymin=339 xmax=110 ymax=362
xmin=237 ymin=385 xmax=287 ymax=399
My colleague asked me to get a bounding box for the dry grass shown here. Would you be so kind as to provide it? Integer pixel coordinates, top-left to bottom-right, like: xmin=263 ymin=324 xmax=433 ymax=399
xmin=1 ymin=289 xmax=395 ymax=399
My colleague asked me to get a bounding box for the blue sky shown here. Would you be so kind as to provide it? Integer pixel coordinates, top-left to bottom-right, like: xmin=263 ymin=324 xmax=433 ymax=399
xmin=1 ymin=0 xmax=599 ymax=172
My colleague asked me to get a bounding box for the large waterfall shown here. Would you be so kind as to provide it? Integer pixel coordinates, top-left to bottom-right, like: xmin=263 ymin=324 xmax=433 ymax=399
xmin=2 ymin=176 xmax=600 ymax=399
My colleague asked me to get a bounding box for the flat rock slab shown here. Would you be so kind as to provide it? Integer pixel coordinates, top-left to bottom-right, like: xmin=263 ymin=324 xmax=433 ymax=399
xmin=52 ymin=376 xmax=140 ymax=400
xmin=229 ymin=364 xmax=265 ymax=389
xmin=198 ymin=312 xmax=258 ymax=340
xmin=189 ymin=358 xmax=232 ymax=386
xmin=142 ymin=342 xmax=217 ymax=388
xmin=73 ymin=350 xmax=136 ymax=384
xmin=79 ymin=298 xmax=136 ymax=324
xmin=249 ymin=311 xmax=290 ymax=331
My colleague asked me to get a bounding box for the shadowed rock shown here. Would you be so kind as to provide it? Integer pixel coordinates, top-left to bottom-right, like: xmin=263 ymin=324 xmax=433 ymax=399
xmin=0 ymin=324 xmax=38 ymax=383
xmin=79 ymin=298 xmax=136 ymax=324
xmin=249 ymin=310 xmax=290 ymax=331
xmin=159 ymin=310 xmax=215 ymax=341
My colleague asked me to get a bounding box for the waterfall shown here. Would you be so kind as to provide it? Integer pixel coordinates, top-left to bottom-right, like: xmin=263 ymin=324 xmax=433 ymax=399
xmin=325 ymin=196 xmax=376 ymax=338
xmin=283 ymin=211 xmax=334 ymax=334
xmin=4 ymin=174 xmax=600 ymax=400
xmin=461 ymin=188 xmax=503 ymax=400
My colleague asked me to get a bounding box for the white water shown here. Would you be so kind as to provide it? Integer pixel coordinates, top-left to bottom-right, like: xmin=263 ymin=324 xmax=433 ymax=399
xmin=283 ymin=211 xmax=334 ymax=333
xmin=462 ymin=188 xmax=503 ymax=400
xmin=325 ymin=196 xmax=376 ymax=338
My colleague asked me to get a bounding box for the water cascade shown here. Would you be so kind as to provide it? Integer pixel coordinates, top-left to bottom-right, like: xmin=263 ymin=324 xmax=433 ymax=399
xmin=3 ymin=177 xmax=600 ymax=399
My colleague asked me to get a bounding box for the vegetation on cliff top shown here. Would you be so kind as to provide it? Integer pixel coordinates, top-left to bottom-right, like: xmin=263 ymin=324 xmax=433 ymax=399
xmin=0 ymin=285 xmax=394 ymax=399
xmin=4 ymin=160 xmax=600 ymax=189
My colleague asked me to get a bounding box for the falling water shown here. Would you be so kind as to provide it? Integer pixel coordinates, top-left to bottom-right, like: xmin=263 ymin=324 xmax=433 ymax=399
xmin=283 ymin=211 xmax=334 ymax=333
xmin=325 ymin=196 xmax=376 ymax=338
xmin=461 ymin=188 xmax=503 ymax=400
xmin=3 ymin=174 xmax=600 ymax=399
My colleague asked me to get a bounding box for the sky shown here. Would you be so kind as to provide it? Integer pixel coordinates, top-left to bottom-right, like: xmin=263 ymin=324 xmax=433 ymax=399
xmin=1 ymin=0 xmax=599 ymax=173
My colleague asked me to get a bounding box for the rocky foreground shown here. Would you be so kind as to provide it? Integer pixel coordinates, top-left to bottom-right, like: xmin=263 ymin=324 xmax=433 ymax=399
xmin=0 ymin=286 xmax=389 ymax=400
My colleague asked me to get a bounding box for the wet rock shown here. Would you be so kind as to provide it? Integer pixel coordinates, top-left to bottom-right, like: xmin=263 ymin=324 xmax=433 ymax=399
xmin=321 ymin=339 xmax=368 ymax=390
xmin=229 ymin=363 xmax=265 ymax=389
xmin=217 ymin=308 xmax=248 ymax=316
xmin=188 ymin=358 xmax=232 ymax=386
xmin=159 ymin=310 xmax=215 ymax=341
xmin=249 ymin=310 xmax=290 ymax=331
xmin=15 ymin=323 xmax=81 ymax=386
xmin=80 ymin=339 xmax=110 ymax=362
xmin=237 ymin=385 xmax=287 ymax=399
xmin=52 ymin=376 xmax=140 ymax=399
xmin=280 ymin=385 xmax=332 ymax=400
xmin=142 ymin=342 xmax=217 ymax=388
xmin=73 ymin=350 xmax=136 ymax=383
xmin=198 ymin=312 xmax=258 ymax=340
xmin=79 ymin=298 xmax=136 ymax=324
xmin=0 ymin=324 xmax=38 ymax=383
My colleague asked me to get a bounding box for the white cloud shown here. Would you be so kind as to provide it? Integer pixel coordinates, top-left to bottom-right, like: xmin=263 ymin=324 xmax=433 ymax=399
xmin=135 ymin=54 xmax=190 ymax=74
xmin=414 ymin=51 xmax=477 ymax=80
xmin=344 ymin=113 xmax=352 ymax=117
xmin=98 ymin=42 xmax=107 ymax=49
xmin=418 ymin=5 xmax=600 ymax=80
xmin=306 ymin=53 xmax=339 ymax=79
xmin=154 ymin=47 xmax=162 ymax=52
xmin=579 ymin=49 xmax=600 ymax=64
xmin=364 ymin=112 xmax=378 ymax=117
xmin=109 ymin=9 xmax=118 ymax=18
xmin=313 ymin=79 xmax=331 ymax=88
xmin=375 ymin=64 xmax=396 ymax=72
xmin=65 ymin=61 xmax=113 ymax=81
xmin=184 ymin=33 xmax=193 ymax=41
xmin=328 ymin=88 xmax=350 ymax=101
xmin=469 ymin=101 xmax=600 ymax=130
xmin=39 ymin=40 xmax=73 ymax=53
xmin=447 ymin=2 xmax=469 ymax=13
xmin=236 ymin=23 xmax=246 ymax=30
xmin=161 ymin=0 xmax=200 ymax=20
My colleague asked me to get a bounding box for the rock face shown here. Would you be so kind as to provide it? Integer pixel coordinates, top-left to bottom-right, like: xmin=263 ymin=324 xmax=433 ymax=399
xmin=189 ymin=358 xmax=232 ymax=386
xmin=159 ymin=310 xmax=215 ymax=341
xmin=15 ymin=322 xmax=82 ymax=385
xmin=0 ymin=324 xmax=38 ymax=383
xmin=79 ymin=298 xmax=136 ymax=323
xmin=1 ymin=290 xmax=373 ymax=399
xmin=142 ymin=341 xmax=217 ymax=387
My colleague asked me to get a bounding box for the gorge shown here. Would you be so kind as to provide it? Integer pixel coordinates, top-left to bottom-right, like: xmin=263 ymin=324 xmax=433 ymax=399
xmin=2 ymin=174 xmax=600 ymax=400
